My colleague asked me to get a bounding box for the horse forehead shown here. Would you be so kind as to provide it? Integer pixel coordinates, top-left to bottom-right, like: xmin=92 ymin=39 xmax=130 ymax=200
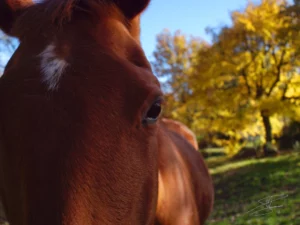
xmin=90 ymin=18 xmax=148 ymax=63
xmin=93 ymin=16 xmax=131 ymax=41
xmin=33 ymin=17 xmax=155 ymax=91
xmin=36 ymin=42 xmax=157 ymax=93
xmin=71 ymin=18 xmax=154 ymax=78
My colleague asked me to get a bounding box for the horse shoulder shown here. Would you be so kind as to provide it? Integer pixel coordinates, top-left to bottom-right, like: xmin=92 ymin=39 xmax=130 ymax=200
xmin=156 ymin=123 xmax=214 ymax=225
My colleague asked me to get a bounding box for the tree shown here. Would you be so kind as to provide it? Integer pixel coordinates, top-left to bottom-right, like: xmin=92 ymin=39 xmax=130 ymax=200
xmin=151 ymin=29 xmax=208 ymax=126
xmin=281 ymin=0 xmax=300 ymax=53
xmin=191 ymin=0 xmax=300 ymax=155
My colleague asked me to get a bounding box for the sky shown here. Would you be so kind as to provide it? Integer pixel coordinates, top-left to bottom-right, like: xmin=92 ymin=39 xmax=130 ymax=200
xmin=140 ymin=0 xmax=264 ymax=61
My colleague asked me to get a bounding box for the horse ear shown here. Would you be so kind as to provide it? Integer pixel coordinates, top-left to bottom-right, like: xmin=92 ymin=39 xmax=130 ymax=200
xmin=113 ymin=0 xmax=150 ymax=19
xmin=0 ymin=0 xmax=34 ymax=36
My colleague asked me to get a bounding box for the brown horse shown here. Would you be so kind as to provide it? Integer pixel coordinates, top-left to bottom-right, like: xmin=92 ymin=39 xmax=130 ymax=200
xmin=155 ymin=123 xmax=214 ymax=225
xmin=161 ymin=118 xmax=199 ymax=150
xmin=0 ymin=0 xmax=214 ymax=225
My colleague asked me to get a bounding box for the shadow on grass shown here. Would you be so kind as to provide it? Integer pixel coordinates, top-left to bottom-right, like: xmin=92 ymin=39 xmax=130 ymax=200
xmin=206 ymin=152 xmax=300 ymax=225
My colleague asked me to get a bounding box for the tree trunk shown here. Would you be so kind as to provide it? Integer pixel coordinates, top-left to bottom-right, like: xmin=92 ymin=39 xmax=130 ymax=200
xmin=260 ymin=110 xmax=277 ymax=156
xmin=261 ymin=113 xmax=272 ymax=144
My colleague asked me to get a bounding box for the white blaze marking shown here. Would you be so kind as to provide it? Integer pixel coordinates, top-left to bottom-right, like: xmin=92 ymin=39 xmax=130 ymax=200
xmin=39 ymin=44 xmax=68 ymax=90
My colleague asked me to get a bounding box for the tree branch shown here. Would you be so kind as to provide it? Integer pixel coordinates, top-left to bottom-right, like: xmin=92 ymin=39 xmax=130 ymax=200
xmin=241 ymin=69 xmax=251 ymax=96
xmin=267 ymin=48 xmax=287 ymax=96
xmin=282 ymin=96 xmax=300 ymax=100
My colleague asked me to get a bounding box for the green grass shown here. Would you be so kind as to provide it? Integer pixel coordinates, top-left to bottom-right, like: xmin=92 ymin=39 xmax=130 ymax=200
xmin=202 ymin=148 xmax=226 ymax=158
xmin=205 ymin=148 xmax=226 ymax=154
xmin=205 ymin=152 xmax=300 ymax=225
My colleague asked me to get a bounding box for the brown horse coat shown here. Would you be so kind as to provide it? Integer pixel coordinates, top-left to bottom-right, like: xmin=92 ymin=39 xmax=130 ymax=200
xmin=155 ymin=123 xmax=214 ymax=225
xmin=0 ymin=0 xmax=214 ymax=224
xmin=0 ymin=0 xmax=160 ymax=224
xmin=161 ymin=118 xmax=199 ymax=150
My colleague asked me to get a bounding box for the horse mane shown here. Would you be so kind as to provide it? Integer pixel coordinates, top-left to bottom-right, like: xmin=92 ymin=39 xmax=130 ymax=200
xmin=12 ymin=0 xmax=125 ymax=39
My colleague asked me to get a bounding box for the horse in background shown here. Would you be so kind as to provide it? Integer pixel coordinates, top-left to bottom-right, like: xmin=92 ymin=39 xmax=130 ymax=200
xmin=0 ymin=0 xmax=214 ymax=224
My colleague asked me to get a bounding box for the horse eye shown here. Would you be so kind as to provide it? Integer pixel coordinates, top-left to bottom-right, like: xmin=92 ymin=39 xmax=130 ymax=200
xmin=143 ymin=99 xmax=162 ymax=125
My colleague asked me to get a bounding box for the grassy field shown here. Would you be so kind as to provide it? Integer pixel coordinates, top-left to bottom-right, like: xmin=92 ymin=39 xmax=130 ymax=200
xmin=205 ymin=150 xmax=300 ymax=225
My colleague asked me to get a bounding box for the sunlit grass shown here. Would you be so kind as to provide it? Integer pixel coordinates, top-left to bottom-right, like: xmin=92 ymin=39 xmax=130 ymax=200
xmin=205 ymin=152 xmax=300 ymax=225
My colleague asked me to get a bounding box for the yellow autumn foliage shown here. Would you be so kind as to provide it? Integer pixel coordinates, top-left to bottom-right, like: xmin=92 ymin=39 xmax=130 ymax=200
xmin=152 ymin=0 xmax=300 ymax=153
